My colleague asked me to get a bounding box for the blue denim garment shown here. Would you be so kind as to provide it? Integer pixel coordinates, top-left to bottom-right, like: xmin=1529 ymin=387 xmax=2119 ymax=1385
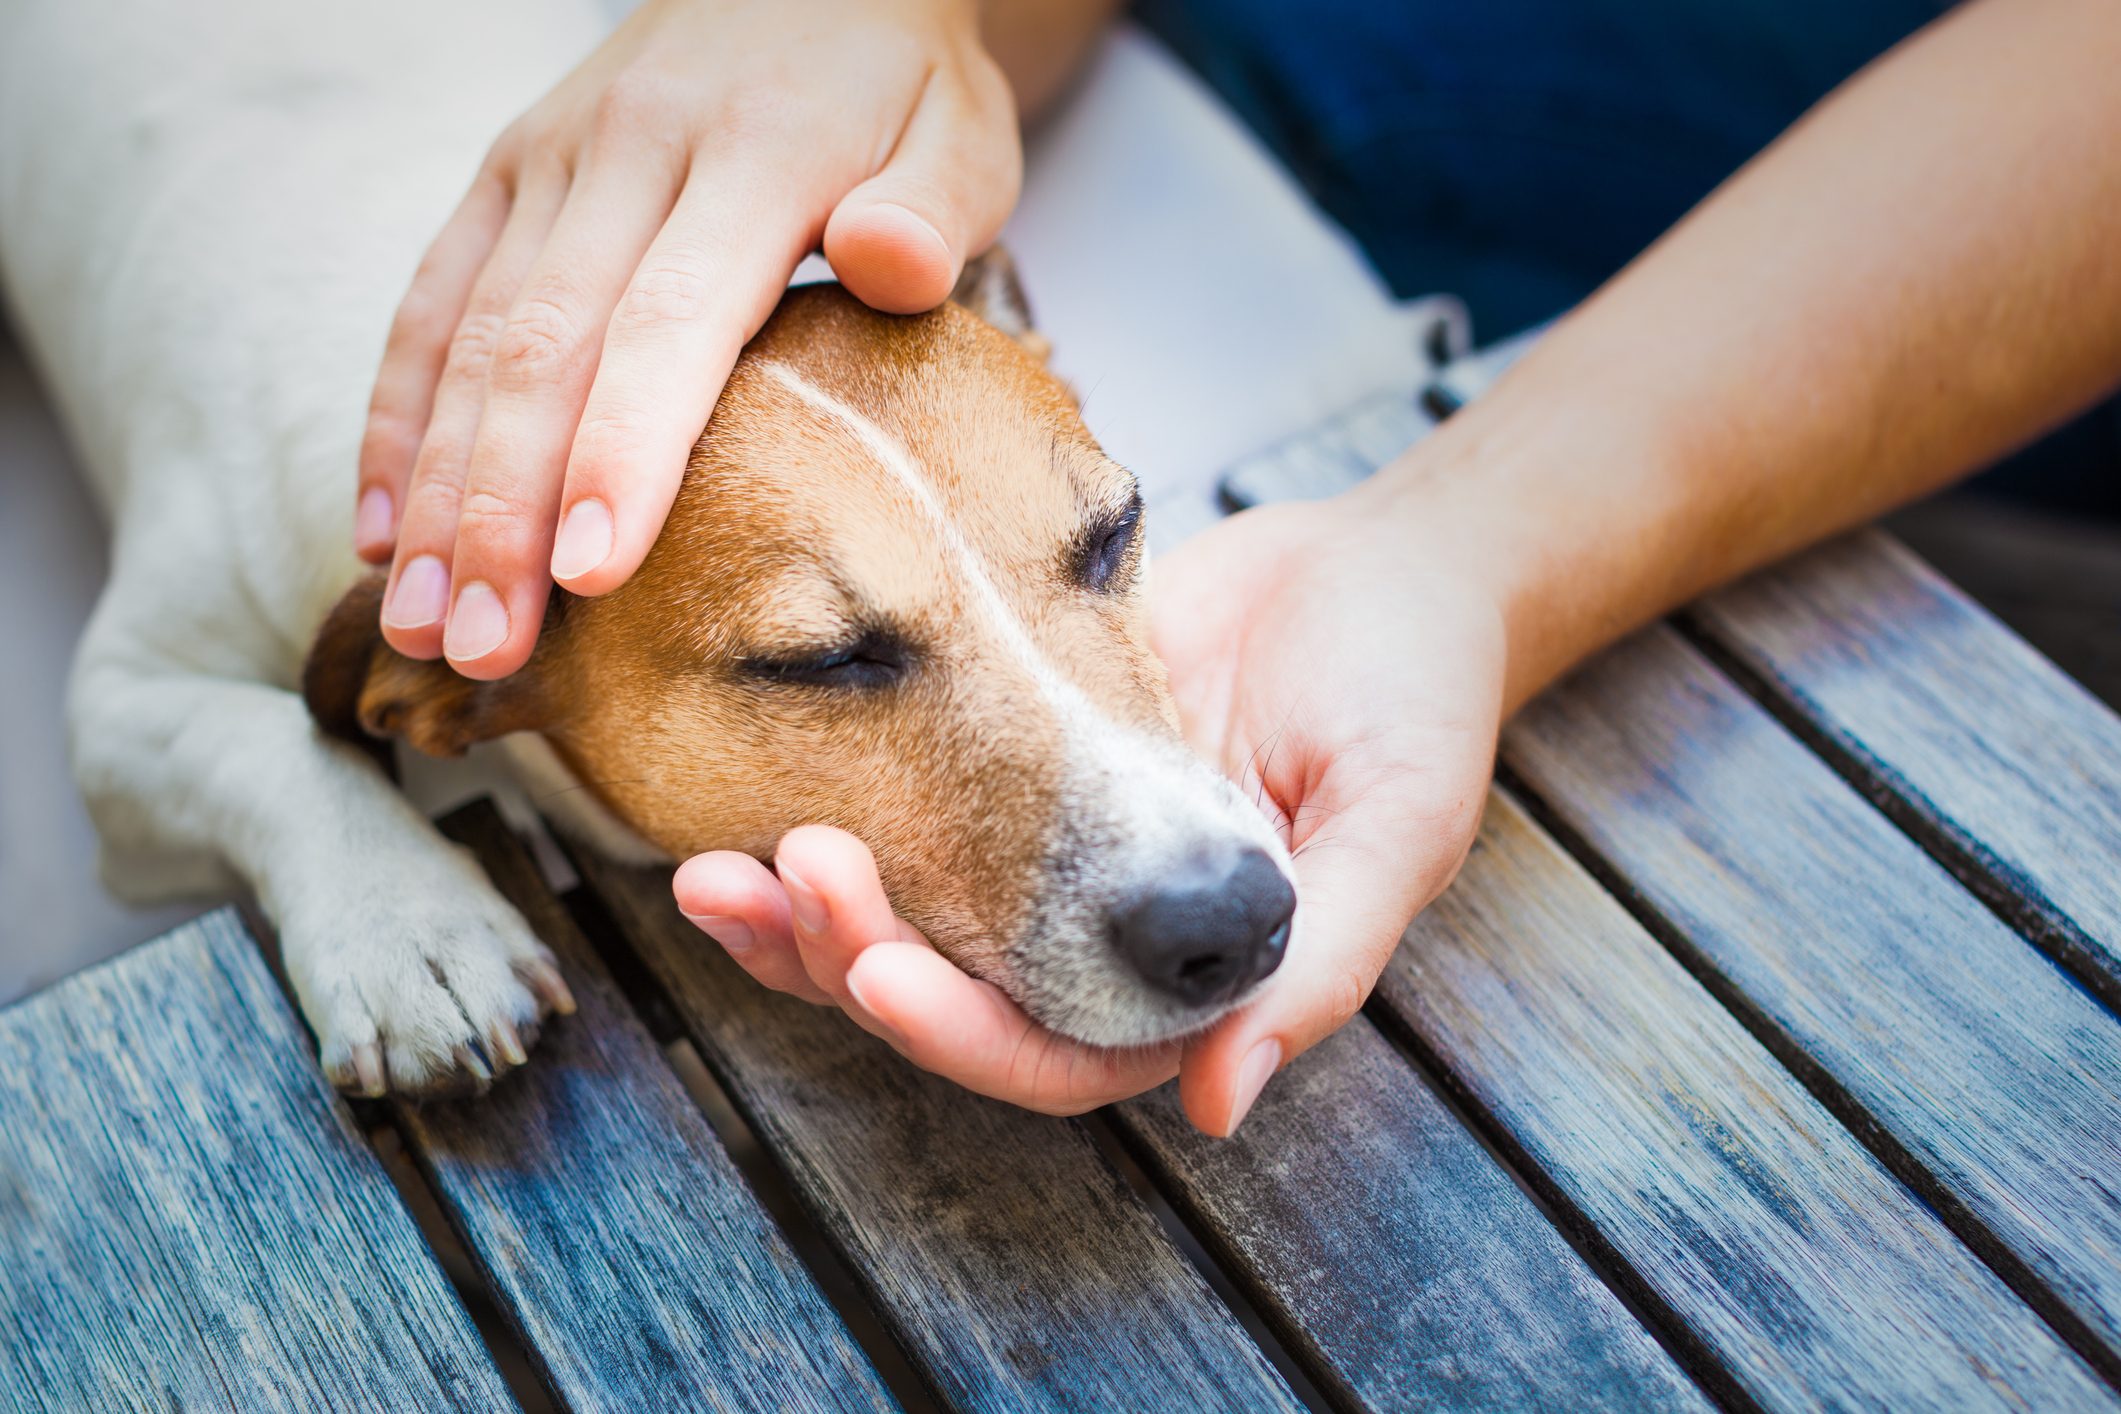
xmin=1139 ymin=0 xmax=2117 ymax=515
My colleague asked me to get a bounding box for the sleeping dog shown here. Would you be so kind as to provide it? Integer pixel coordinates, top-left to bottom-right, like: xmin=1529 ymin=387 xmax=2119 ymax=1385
xmin=0 ymin=0 xmax=1294 ymax=1096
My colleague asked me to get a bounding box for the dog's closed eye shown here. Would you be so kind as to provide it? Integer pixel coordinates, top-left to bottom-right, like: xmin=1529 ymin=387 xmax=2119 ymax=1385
xmin=741 ymin=629 xmax=911 ymax=691
xmin=1076 ymin=491 xmax=1144 ymax=593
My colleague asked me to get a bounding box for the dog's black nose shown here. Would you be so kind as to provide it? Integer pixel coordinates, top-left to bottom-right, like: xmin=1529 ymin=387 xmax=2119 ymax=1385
xmin=1111 ymin=847 xmax=1296 ymax=1007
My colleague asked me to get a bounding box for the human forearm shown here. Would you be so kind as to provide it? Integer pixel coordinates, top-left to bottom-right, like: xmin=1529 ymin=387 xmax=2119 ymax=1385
xmin=980 ymin=0 xmax=1123 ymax=119
xmin=1354 ymin=0 xmax=2121 ymax=714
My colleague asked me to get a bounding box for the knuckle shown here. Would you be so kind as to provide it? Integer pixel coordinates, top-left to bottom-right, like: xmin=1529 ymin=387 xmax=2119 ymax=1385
xmin=452 ymin=488 xmax=536 ymax=545
xmin=710 ymin=76 xmax=797 ymax=143
xmin=615 ymin=258 xmax=711 ymax=331
xmin=593 ymin=68 xmax=680 ymax=137
xmin=389 ymin=282 xmax=451 ymax=347
xmin=443 ymin=311 xmax=508 ymax=382
xmin=360 ymin=407 xmax=421 ymax=469
xmin=397 ymin=478 xmax=463 ymax=536
xmin=489 ymin=297 xmax=583 ymax=388
xmin=407 ymin=431 xmax=471 ymax=494
xmin=569 ymin=405 xmax=654 ymax=462
xmin=484 ymin=122 xmax=530 ymax=173
xmin=1325 ymin=969 xmax=1370 ymax=1031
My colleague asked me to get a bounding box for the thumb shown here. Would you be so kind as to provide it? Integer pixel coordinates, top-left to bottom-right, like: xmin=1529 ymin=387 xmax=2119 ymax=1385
xmin=1178 ymin=793 xmax=1483 ymax=1137
xmin=825 ymin=62 xmax=1021 ymax=314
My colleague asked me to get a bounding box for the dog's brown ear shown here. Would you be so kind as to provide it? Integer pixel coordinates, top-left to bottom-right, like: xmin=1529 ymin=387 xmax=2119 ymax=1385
xmin=952 ymin=247 xmax=1051 ymax=362
xmin=302 ymin=574 xmax=539 ymax=758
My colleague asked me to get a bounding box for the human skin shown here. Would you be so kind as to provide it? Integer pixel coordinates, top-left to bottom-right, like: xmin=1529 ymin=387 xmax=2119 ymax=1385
xmin=363 ymin=0 xmax=2121 ymax=1134
xmin=355 ymin=0 xmax=1061 ymax=678
xmin=678 ymin=0 xmax=2121 ymax=1136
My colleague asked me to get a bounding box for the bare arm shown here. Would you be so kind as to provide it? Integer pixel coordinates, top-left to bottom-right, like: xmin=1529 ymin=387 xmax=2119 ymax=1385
xmin=982 ymin=0 xmax=1125 ymax=119
xmin=1146 ymin=0 xmax=2121 ymax=1134
xmin=1365 ymin=0 xmax=2121 ymax=713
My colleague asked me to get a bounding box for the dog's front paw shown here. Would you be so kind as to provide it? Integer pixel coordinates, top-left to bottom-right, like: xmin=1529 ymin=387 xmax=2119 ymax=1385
xmin=281 ymin=857 xmax=576 ymax=1100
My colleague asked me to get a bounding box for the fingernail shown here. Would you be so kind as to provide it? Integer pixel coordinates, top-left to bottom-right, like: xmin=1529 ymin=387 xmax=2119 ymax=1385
xmin=444 ymin=580 xmax=509 ymax=661
xmin=874 ymin=201 xmax=949 ymax=262
xmin=780 ymin=865 xmax=829 ymax=935
xmin=1226 ymin=1038 xmax=1282 ymax=1136
xmin=383 ymin=554 xmax=449 ymax=628
xmin=551 ymin=498 xmax=614 ymax=582
xmin=354 ymin=486 xmax=394 ymax=550
xmin=684 ymin=913 xmax=755 ymax=954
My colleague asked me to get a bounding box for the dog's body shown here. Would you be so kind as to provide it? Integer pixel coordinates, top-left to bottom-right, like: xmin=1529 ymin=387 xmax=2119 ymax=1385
xmin=2 ymin=0 xmax=1295 ymax=1096
xmin=1 ymin=0 xmax=615 ymax=1090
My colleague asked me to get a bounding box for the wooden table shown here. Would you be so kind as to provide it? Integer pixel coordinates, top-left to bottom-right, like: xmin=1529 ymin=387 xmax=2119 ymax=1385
xmin=5 ymin=500 xmax=2121 ymax=1409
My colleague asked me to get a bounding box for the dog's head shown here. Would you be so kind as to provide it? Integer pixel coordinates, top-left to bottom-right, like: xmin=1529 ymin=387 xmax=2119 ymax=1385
xmin=308 ymin=258 xmax=1294 ymax=1047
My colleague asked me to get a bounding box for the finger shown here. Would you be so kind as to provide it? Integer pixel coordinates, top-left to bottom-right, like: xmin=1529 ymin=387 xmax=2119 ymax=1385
xmin=824 ymin=62 xmax=1021 ymax=314
xmin=358 ymin=174 xmax=510 ymax=562
xmin=547 ymin=160 xmax=816 ymax=598
xmin=381 ymin=171 xmax=567 ymax=658
xmin=845 ymin=943 xmax=1178 ymax=1115
xmin=1178 ymin=790 xmax=1480 ymax=1138
xmin=673 ymin=851 xmax=831 ymax=1005
xmin=771 ymin=825 xmax=903 ymax=1013
xmin=439 ymin=156 xmax=683 ymax=678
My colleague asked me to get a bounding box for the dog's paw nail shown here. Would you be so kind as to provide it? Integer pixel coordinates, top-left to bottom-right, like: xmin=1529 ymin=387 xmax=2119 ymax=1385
xmin=451 ymin=1043 xmax=494 ymax=1092
xmin=352 ymin=1042 xmax=386 ymax=1097
xmin=527 ymin=959 xmax=577 ymax=1016
xmin=487 ymin=1019 xmax=527 ymax=1068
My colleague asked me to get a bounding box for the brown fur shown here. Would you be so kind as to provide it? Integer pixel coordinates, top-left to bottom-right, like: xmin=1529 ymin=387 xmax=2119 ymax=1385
xmin=305 ymin=269 xmax=1172 ymax=986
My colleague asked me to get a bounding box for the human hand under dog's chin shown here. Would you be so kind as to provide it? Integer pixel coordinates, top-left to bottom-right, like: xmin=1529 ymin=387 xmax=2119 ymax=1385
xmin=674 ymin=493 xmax=1506 ymax=1135
xmin=674 ymin=828 xmax=1184 ymax=1117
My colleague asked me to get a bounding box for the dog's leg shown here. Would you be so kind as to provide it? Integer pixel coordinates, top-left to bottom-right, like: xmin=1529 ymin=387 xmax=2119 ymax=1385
xmin=70 ymin=622 xmax=569 ymax=1097
xmin=2 ymin=0 xmax=605 ymax=1095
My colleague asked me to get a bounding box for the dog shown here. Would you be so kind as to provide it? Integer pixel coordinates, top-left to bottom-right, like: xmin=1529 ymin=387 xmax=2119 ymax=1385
xmin=0 ymin=0 xmax=1295 ymax=1097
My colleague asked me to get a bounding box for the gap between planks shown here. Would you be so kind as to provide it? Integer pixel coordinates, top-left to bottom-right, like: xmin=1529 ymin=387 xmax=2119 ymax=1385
xmin=1494 ymin=750 xmax=2121 ymax=1396
xmin=1675 ymin=607 xmax=2121 ymax=1023
xmin=557 ymin=882 xmax=942 ymax=1412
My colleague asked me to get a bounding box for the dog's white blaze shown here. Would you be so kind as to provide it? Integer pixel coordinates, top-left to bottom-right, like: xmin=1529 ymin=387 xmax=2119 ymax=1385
xmin=758 ymin=359 xmax=1292 ymax=1042
xmin=759 ymin=359 xmax=1107 ymax=726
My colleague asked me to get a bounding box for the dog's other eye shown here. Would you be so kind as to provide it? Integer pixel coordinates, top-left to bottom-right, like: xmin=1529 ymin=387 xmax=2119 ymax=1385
xmin=1077 ymin=493 xmax=1144 ymax=593
xmin=741 ymin=631 xmax=910 ymax=690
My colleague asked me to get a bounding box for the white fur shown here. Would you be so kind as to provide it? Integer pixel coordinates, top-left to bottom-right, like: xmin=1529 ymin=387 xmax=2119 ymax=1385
xmin=0 ymin=0 xmax=611 ymax=1092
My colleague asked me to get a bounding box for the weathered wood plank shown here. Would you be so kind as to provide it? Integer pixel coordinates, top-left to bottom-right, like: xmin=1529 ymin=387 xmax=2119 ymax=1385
xmin=1114 ymin=1017 xmax=1710 ymax=1411
xmin=1688 ymin=528 xmax=2121 ymax=1011
xmin=1503 ymin=623 xmax=2121 ymax=1385
xmin=571 ymin=850 xmax=1301 ymax=1414
xmin=1373 ymin=789 xmax=2115 ymax=1411
xmin=1216 ymin=374 xmax=2121 ymax=1398
xmin=391 ymin=803 xmax=894 ymax=1413
xmin=0 ymin=911 xmax=517 ymax=1413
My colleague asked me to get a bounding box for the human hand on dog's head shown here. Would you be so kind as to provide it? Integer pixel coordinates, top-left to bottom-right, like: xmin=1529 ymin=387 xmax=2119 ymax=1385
xmin=678 ymin=492 xmax=1507 ymax=1135
xmin=355 ymin=0 xmax=1021 ymax=681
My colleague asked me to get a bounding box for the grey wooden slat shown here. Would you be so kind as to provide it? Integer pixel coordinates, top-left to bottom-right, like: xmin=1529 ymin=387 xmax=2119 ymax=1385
xmin=0 ymin=911 xmax=516 ymax=1413
xmin=1503 ymin=623 xmax=2121 ymax=1385
xmin=1373 ymin=789 xmax=2115 ymax=1411
xmin=1688 ymin=528 xmax=2121 ymax=1011
xmin=570 ymin=850 xmax=1301 ymax=1414
xmin=1217 ymin=390 xmax=1430 ymax=513
xmin=1113 ymin=1017 xmax=1710 ymax=1412
xmin=393 ymin=803 xmax=894 ymax=1413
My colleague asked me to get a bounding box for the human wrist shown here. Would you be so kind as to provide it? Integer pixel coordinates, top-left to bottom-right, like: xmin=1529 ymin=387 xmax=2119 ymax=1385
xmin=1341 ymin=381 xmax=1696 ymax=715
